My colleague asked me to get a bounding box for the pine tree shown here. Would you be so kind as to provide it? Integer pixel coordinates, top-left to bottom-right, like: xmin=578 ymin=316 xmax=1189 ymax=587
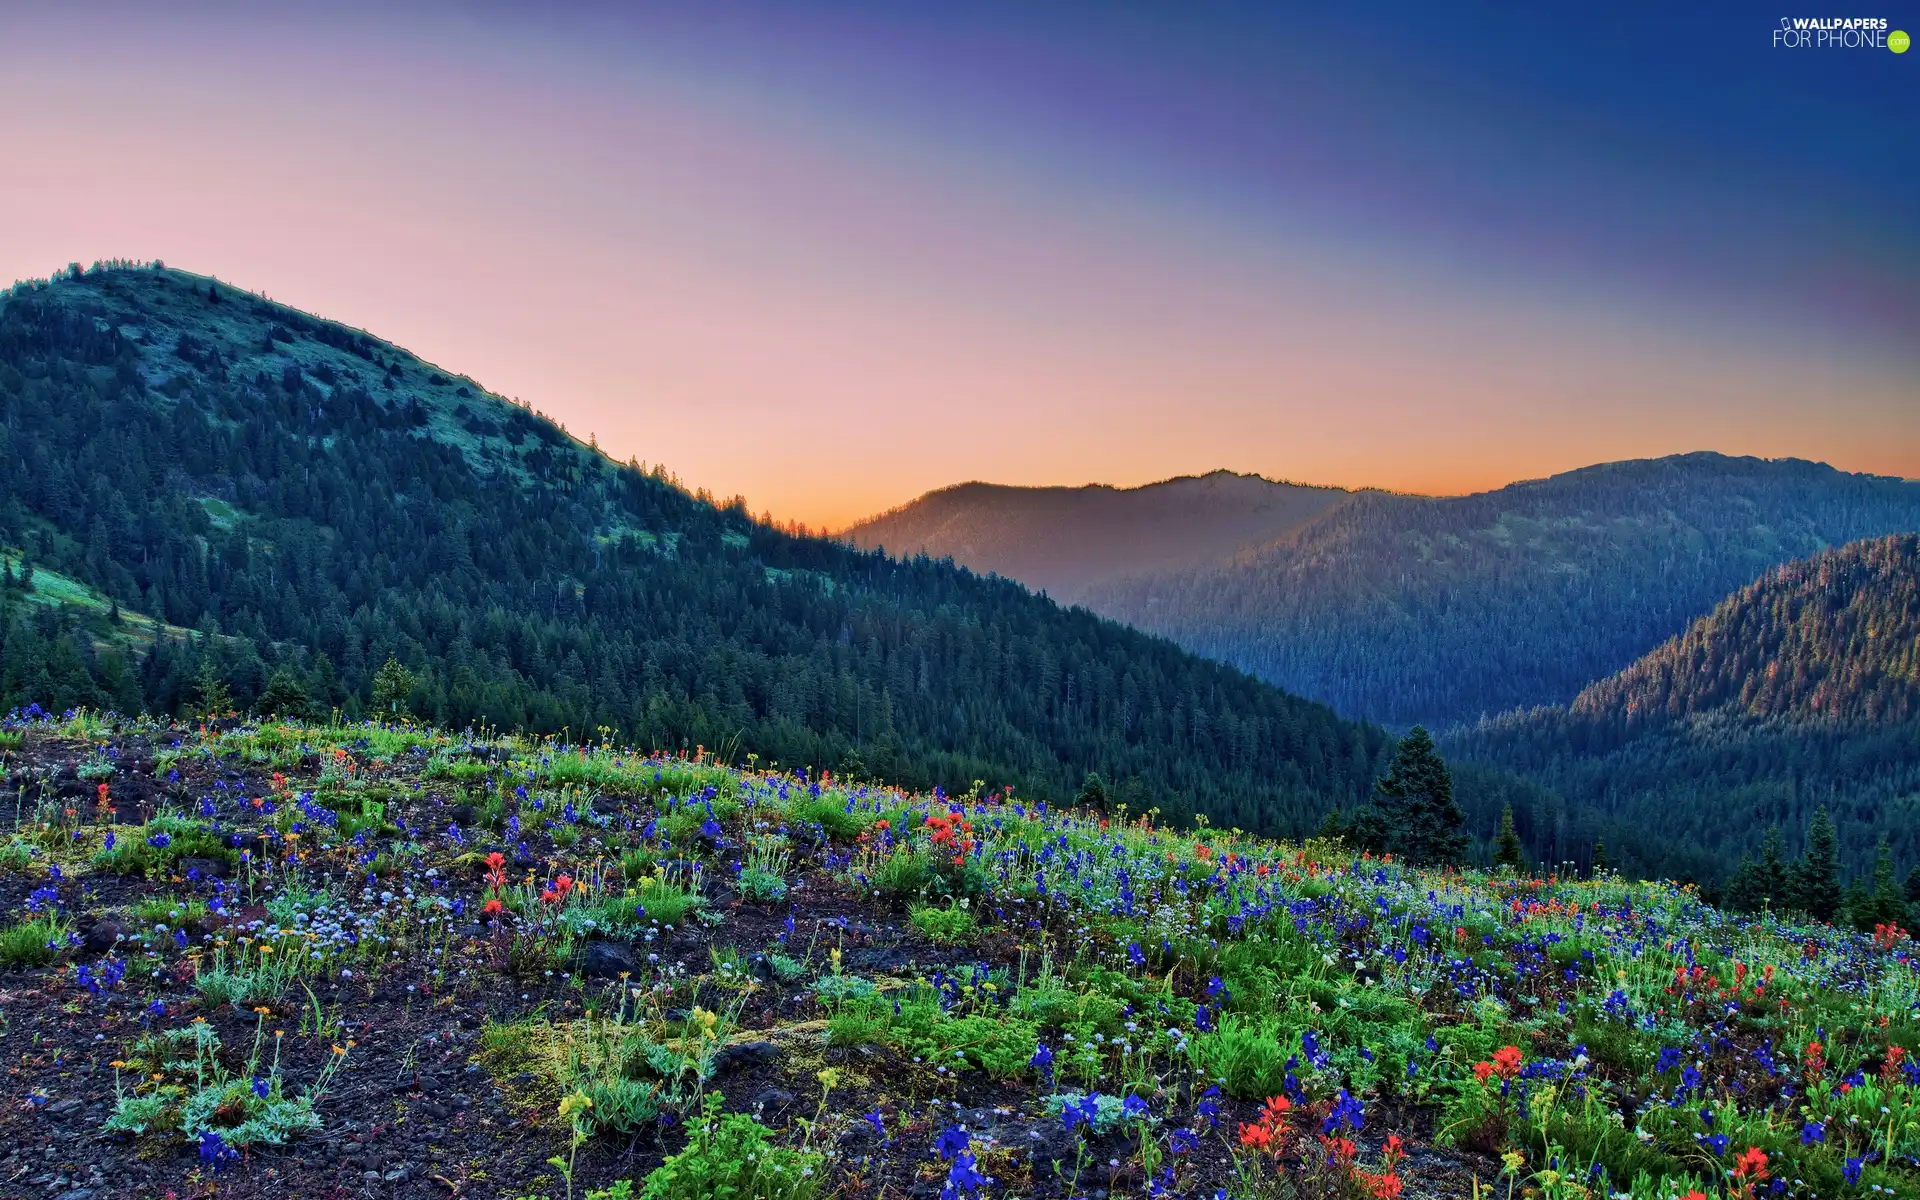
xmin=1315 ymin=808 xmax=1347 ymax=842
xmin=193 ymin=656 xmax=230 ymax=720
xmin=1907 ymin=867 xmax=1920 ymax=907
xmin=1590 ymin=839 xmax=1609 ymax=875
xmin=1493 ymin=805 xmax=1526 ymax=872
xmin=1373 ymin=726 xmax=1467 ymax=866
xmin=1869 ymin=837 xmax=1906 ymax=928
xmin=1757 ymin=828 xmax=1791 ymax=910
xmin=256 ymin=665 xmax=315 ymax=720
xmin=1346 ymin=806 xmax=1390 ymax=855
xmin=371 ymin=656 xmax=415 ymax=721
xmin=1074 ymin=771 xmax=1110 ymax=813
xmin=1794 ymin=806 xmax=1844 ymax=922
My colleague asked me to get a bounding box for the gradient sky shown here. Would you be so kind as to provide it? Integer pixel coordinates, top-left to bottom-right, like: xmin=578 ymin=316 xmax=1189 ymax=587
xmin=3 ymin=2 xmax=1915 ymax=527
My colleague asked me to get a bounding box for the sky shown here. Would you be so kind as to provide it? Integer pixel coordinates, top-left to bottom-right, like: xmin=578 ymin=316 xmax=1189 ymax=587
xmin=2 ymin=2 xmax=1915 ymax=528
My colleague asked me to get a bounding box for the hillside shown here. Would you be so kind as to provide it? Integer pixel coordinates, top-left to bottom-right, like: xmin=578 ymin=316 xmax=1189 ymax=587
xmin=4 ymin=713 xmax=1917 ymax=1200
xmin=841 ymin=472 xmax=1351 ymax=604
xmin=1084 ymin=454 xmax=1920 ymax=727
xmin=0 ymin=261 xmax=1390 ymax=834
xmin=1446 ymin=535 xmax=1920 ymax=883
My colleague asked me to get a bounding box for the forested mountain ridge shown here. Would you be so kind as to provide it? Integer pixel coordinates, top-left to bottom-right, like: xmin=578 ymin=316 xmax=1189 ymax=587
xmin=1083 ymin=454 xmax=1920 ymax=728
xmin=0 ymin=261 xmax=1391 ymax=832
xmin=1566 ymin=533 xmax=1920 ymax=727
xmin=841 ymin=471 xmax=1352 ymax=605
xmin=1444 ymin=534 xmax=1920 ymax=884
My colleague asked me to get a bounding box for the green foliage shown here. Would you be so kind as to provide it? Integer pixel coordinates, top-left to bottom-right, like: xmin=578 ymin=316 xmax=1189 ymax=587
xmin=638 ymin=1093 xmax=822 ymax=1200
xmin=1796 ymin=805 xmax=1844 ymax=921
xmin=1493 ymin=804 xmax=1526 ymax=871
xmin=0 ymin=264 xmax=1392 ymax=834
xmin=907 ymin=900 xmax=976 ymax=945
xmin=1374 ymin=727 xmax=1466 ymax=866
xmin=0 ymin=912 xmax=68 ymax=967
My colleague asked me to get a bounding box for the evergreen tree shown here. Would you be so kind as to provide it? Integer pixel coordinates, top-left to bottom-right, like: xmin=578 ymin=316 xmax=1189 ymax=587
xmin=1590 ymin=839 xmax=1609 ymax=875
xmin=1794 ymin=806 xmax=1844 ymax=922
xmin=1868 ymin=837 xmax=1906 ymax=927
xmin=1373 ymin=727 xmax=1467 ymax=866
xmin=1346 ymin=806 xmax=1390 ymax=855
xmin=1907 ymin=866 xmax=1920 ymax=906
xmin=1757 ymin=828 xmax=1791 ymax=910
xmin=1492 ymin=804 xmax=1526 ymax=872
xmin=1723 ymin=853 xmax=1758 ymax=910
xmin=1074 ymin=771 xmax=1110 ymax=813
xmin=370 ymin=657 xmax=415 ymax=721
xmin=1315 ymin=808 xmax=1347 ymax=842
xmin=193 ymin=656 xmax=231 ymax=720
xmin=256 ymin=665 xmax=315 ymax=720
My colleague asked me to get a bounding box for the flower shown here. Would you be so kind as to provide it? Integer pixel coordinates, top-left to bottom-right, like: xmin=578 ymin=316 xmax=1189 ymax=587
xmin=1733 ymin=1146 xmax=1769 ymax=1180
xmin=1238 ymin=1122 xmax=1273 ymax=1150
xmin=1491 ymin=1045 xmax=1523 ymax=1078
xmin=557 ymin=1089 xmax=594 ymax=1120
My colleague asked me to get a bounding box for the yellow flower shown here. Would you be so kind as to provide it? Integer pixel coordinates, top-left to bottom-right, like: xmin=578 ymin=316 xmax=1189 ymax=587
xmin=557 ymin=1089 xmax=594 ymax=1119
xmin=1502 ymin=1151 xmax=1526 ymax=1175
xmin=815 ymin=1067 xmax=842 ymax=1092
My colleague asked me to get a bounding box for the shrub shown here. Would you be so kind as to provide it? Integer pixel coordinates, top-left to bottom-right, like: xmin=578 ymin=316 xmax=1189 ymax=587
xmin=0 ymin=913 xmax=68 ymax=968
xmin=638 ymin=1092 xmax=823 ymax=1200
xmin=908 ymin=901 xmax=976 ymax=945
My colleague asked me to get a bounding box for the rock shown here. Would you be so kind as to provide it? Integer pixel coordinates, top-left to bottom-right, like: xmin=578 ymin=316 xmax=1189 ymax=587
xmin=591 ymin=795 xmax=623 ymax=816
xmin=178 ymin=856 xmax=229 ymax=879
xmin=582 ymin=939 xmax=636 ymax=978
xmin=43 ymin=1097 xmax=83 ymax=1116
xmin=710 ymin=1040 xmax=780 ymax=1073
xmin=448 ymin=804 xmax=476 ymax=827
xmin=751 ymin=1087 xmax=794 ymax=1113
xmin=84 ymin=921 xmax=126 ymax=953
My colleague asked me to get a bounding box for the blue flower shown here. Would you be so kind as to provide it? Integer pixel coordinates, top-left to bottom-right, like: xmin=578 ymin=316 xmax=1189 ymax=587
xmin=1802 ymin=1120 xmax=1826 ymax=1145
xmin=1844 ymin=1157 xmax=1864 ymax=1186
xmin=941 ymin=1150 xmax=989 ymax=1200
xmin=1030 ymin=1043 xmax=1053 ymax=1072
xmin=934 ymin=1125 xmax=970 ymax=1160
xmin=252 ymin=1077 xmax=271 ymax=1099
xmin=198 ymin=1130 xmax=237 ymax=1172
xmin=1122 ymin=1094 xmax=1150 ymax=1121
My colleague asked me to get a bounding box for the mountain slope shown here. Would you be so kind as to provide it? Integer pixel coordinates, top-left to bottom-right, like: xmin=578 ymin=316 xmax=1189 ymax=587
xmin=841 ymin=472 xmax=1351 ymax=604
xmin=0 ymin=262 xmax=1390 ymax=832
xmin=1084 ymin=454 xmax=1920 ymax=727
xmin=1567 ymin=532 xmax=1920 ymax=726
xmin=1445 ymin=534 xmax=1920 ymax=882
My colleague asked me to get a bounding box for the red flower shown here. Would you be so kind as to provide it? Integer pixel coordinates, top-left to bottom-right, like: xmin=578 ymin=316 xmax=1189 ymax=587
xmin=1261 ymin=1096 xmax=1292 ymax=1127
xmin=1238 ymin=1122 xmax=1273 ymax=1150
xmin=1733 ymin=1147 xmax=1769 ymax=1180
xmin=1492 ymin=1045 xmax=1523 ymax=1078
xmin=1473 ymin=1061 xmax=1494 ymax=1084
xmin=481 ymin=898 xmax=503 ymax=918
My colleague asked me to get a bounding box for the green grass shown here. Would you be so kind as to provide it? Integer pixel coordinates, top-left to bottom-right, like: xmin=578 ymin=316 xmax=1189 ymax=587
xmin=0 ymin=913 xmax=69 ymax=968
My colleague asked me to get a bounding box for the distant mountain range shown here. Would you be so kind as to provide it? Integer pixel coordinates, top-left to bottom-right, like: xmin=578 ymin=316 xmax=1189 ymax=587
xmin=1445 ymin=533 xmax=1920 ymax=881
xmin=842 ymin=471 xmax=1349 ymax=605
xmin=0 ymin=262 xmax=1389 ymax=832
xmin=853 ymin=456 xmax=1920 ymax=729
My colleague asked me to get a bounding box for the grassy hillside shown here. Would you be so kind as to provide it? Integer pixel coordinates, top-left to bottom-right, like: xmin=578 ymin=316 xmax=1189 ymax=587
xmin=1447 ymin=535 xmax=1920 ymax=883
xmin=0 ymin=261 xmax=1388 ymax=834
xmin=3 ymin=711 xmax=1916 ymax=1200
xmin=1086 ymin=454 xmax=1920 ymax=728
xmin=842 ymin=471 xmax=1351 ymax=605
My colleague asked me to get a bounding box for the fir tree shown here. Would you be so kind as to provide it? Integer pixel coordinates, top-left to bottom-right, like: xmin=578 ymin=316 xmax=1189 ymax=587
xmin=1373 ymin=726 xmax=1467 ymax=866
xmin=1074 ymin=771 xmax=1110 ymax=813
xmin=1794 ymin=806 xmax=1844 ymax=922
xmin=1315 ymin=808 xmax=1347 ymax=842
xmin=1346 ymin=806 xmax=1391 ymax=855
xmin=1757 ymin=828 xmax=1791 ymax=910
xmin=256 ymin=665 xmax=314 ymax=720
xmin=1590 ymin=839 xmax=1609 ymax=875
xmin=193 ymin=656 xmax=230 ymax=720
xmin=1868 ymin=837 xmax=1906 ymax=928
xmin=1492 ymin=804 xmax=1527 ymax=872
xmin=371 ymin=656 xmax=415 ymax=721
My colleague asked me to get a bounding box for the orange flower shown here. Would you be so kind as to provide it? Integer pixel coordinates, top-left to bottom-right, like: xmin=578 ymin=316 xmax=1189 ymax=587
xmin=1473 ymin=1061 xmax=1495 ymax=1084
xmin=1261 ymin=1096 xmax=1292 ymax=1127
xmin=1238 ymin=1122 xmax=1273 ymax=1150
xmin=1492 ymin=1045 xmax=1523 ymax=1078
xmin=1733 ymin=1147 xmax=1769 ymax=1180
xmin=481 ymin=898 xmax=503 ymax=918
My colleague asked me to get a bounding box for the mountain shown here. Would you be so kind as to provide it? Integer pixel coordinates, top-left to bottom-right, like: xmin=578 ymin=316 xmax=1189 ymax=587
xmin=0 ymin=261 xmax=1391 ymax=832
xmin=1445 ymin=534 xmax=1920 ymax=882
xmin=841 ymin=472 xmax=1351 ymax=604
xmin=1084 ymin=454 xmax=1920 ymax=728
